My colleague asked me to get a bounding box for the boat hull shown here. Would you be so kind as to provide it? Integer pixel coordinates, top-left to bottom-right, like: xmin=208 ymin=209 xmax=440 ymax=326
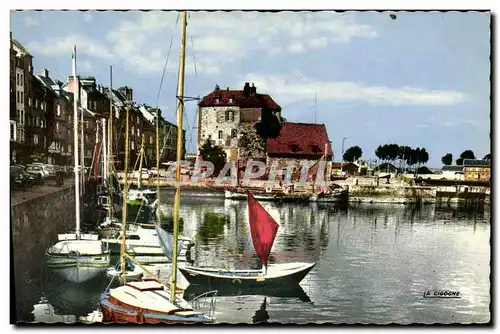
xmin=106 ymin=268 xmax=143 ymax=282
xmin=179 ymin=262 xmax=315 ymax=290
xmin=225 ymin=190 xmax=310 ymax=203
xmin=99 ymin=292 xmax=214 ymax=324
xmin=46 ymin=253 xmax=110 ymax=283
xmin=103 ymin=242 xmax=192 ymax=264
xmin=309 ymin=190 xmax=348 ymax=203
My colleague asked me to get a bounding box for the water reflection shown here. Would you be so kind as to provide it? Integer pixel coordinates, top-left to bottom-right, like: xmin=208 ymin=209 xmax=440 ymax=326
xmin=17 ymin=193 xmax=490 ymax=324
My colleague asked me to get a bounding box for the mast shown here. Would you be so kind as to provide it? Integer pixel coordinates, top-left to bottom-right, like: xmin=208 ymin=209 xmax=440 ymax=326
xmin=121 ymin=105 xmax=130 ymax=284
xmin=170 ymin=10 xmax=187 ymax=303
xmin=138 ymin=134 xmax=145 ymax=189
xmin=103 ymin=118 xmax=107 ymax=183
xmin=80 ymin=78 xmax=85 ymax=194
xmin=109 ymin=65 xmax=114 ymax=219
xmin=72 ymin=45 xmax=81 ymax=240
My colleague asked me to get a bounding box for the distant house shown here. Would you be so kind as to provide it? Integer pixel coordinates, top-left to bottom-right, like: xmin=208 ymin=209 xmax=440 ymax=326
xmin=331 ymin=162 xmax=359 ymax=176
xmin=266 ymin=122 xmax=333 ymax=181
xmin=441 ymin=165 xmax=464 ymax=180
xmin=374 ymin=162 xmax=399 ymax=173
xmin=463 ymin=159 xmax=490 ymax=182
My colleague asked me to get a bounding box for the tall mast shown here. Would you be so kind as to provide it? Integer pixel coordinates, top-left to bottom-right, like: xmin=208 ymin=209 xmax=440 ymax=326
xmin=80 ymin=76 xmax=85 ymax=194
xmin=72 ymin=45 xmax=81 ymax=240
xmin=121 ymin=104 xmax=130 ymax=284
xmin=170 ymin=10 xmax=187 ymax=303
xmin=102 ymin=118 xmax=107 ymax=183
xmin=109 ymin=65 xmax=114 ymax=219
xmin=138 ymin=135 xmax=144 ymax=189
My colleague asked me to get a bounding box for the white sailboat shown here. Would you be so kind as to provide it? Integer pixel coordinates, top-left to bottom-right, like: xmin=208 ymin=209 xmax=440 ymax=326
xmin=45 ymin=45 xmax=110 ymax=283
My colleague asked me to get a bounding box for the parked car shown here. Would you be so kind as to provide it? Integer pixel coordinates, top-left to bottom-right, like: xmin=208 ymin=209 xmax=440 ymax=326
xmin=26 ymin=164 xmax=48 ymax=184
xmin=10 ymin=166 xmax=33 ymax=189
xmin=14 ymin=164 xmax=43 ymax=186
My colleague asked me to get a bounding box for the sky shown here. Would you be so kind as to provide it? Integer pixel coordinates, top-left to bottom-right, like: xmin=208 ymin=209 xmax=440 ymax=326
xmin=10 ymin=10 xmax=491 ymax=167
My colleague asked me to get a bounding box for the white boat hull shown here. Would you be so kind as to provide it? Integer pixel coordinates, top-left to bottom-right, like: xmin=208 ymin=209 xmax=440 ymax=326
xmin=106 ymin=267 xmax=144 ymax=282
xmin=179 ymin=262 xmax=315 ymax=289
xmin=46 ymin=253 xmax=110 ymax=283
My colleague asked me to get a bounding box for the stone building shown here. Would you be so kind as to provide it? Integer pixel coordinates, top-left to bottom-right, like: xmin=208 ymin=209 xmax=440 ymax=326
xmin=197 ymin=82 xmax=281 ymax=162
xmin=266 ymin=122 xmax=333 ymax=181
xmin=463 ymin=159 xmax=490 ymax=182
xmin=37 ymin=70 xmax=75 ymax=166
xmin=11 ymin=34 xmax=33 ymax=163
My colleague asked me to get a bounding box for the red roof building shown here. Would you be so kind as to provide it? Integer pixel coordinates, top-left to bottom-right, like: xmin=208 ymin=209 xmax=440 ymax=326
xmin=266 ymin=122 xmax=333 ymax=159
xmin=198 ymin=82 xmax=281 ymax=111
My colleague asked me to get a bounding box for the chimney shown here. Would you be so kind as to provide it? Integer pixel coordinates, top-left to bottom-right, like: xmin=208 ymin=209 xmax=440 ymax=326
xmin=40 ymin=69 xmax=49 ymax=78
xmin=215 ymin=84 xmax=220 ymax=90
xmin=243 ymin=82 xmax=250 ymax=96
xmin=67 ymin=76 xmax=77 ymax=93
xmin=250 ymin=83 xmax=257 ymax=95
xmin=118 ymin=86 xmax=133 ymax=102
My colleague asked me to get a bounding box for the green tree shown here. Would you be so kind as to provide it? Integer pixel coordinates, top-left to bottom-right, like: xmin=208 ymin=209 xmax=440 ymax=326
xmin=375 ymin=145 xmax=386 ymax=162
xmin=460 ymin=150 xmax=476 ymax=160
xmin=456 ymin=158 xmax=464 ymax=165
xmin=199 ymin=139 xmax=227 ymax=175
xmin=343 ymin=145 xmax=363 ymax=162
xmin=483 ymin=153 xmax=491 ymax=161
xmin=418 ymin=148 xmax=429 ymax=165
xmin=441 ymin=153 xmax=453 ymax=166
xmin=254 ymin=111 xmax=282 ymax=143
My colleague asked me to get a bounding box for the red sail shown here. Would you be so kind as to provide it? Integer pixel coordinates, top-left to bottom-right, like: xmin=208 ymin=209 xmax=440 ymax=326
xmin=247 ymin=192 xmax=279 ymax=266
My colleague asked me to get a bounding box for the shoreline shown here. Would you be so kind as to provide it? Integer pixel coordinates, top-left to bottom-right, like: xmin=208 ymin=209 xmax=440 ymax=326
xmin=120 ymin=179 xmax=489 ymax=205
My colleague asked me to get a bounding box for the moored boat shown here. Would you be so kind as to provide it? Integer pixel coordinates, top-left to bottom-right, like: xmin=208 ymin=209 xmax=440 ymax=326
xmin=179 ymin=192 xmax=316 ymax=289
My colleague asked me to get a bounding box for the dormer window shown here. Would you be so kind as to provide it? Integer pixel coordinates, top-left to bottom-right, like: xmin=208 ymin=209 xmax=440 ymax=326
xmin=290 ymin=144 xmax=300 ymax=153
xmin=215 ymin=96 xmax=220 ymax=104
xmin=229 ymin=97 xmax=233 ymax=103
xmin=311 ymin=145 xmax=320 ymax=154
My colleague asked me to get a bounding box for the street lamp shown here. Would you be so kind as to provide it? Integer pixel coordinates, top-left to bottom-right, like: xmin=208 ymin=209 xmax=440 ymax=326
xmin=340 ymin=137 xmax=347 ymax=175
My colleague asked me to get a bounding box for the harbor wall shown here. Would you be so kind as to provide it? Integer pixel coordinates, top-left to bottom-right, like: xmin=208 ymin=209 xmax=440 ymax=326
xmin=11 ymin=184 xmax=76 ymax=322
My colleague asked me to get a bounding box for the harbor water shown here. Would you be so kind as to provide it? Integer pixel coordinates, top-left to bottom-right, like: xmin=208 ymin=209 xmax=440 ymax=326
xmin=17 ymin=192 xmax=490 ymax=324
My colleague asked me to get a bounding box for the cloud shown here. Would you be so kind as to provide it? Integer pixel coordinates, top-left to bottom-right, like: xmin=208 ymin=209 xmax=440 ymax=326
xmin=26 ymin=34 xmax=114 ymax=60
xmin=22 ymin=12 xmax=377 ymax=77
xmin=241 ymin=73 xmax=467 ymax=106
xmin=24 ymin=16 xmax=39 ymax=27
xmin=103 ymin=11 xmax=377 ymax=76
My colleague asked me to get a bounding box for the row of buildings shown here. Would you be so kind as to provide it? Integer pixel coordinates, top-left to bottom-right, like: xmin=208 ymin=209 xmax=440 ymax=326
xmin=10 ymin=33 xmax=184 ymax=169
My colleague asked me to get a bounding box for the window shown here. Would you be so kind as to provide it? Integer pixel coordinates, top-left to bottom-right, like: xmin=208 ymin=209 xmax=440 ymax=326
xmin=68 ymin=145 xmax=72 ymax=153
xmin=28 ymin=97 xmax=32 ymax=106
xmin=231 ymin=129 xmax=237 ymax=138
xmin=36 ymin=117 xmax=40 ymax=126
xmin=17 ymin=91 xmax=20 ymax=103
xmin=131 ymin=141 xmax=135 ymax=150
xmin=10 ymin=123 xmax=15 ymax=141
xmin=35 ymin=99 xmax=39 ymax=108
xmin=137 ymin=128 xmax=140 ymax=137
xmin=215 ymin=97 xmax=220 ymax=104
xmin=218 ymin=131 xmax=223 ymax=139
xmin=41 ymin=101 xmax=44 ymax=111
xmin=93 ymin=101 xmax=96 ymax=110
xmin=290 ymin=144 xmax=300 ymax=153
xmin=137 ymin=116 xmax=140 ymax=123
xmin=229 ymin=97 xmax=233 ymax=103
xmin=131 ymin=126 xmax=135 ymax=136
xmin=57 ymin=104 xmax=61 ymax=116
xmin=41 ymin=120 xmax=45 ymax=128
xmin=85 ymin=122 xmax=89 ymax=129
xmin=226 ymin=110 xmax=234 ymax=122
xmin=21 ymin=91 xmax=23 ymax=102
xmin=16 ymin=74 xmax=19 ymax=85
xmin=150 ymin=136 xmax=153 ymax=145
xmin=56 ymin=122 xmax=60 ymax=133
xmin=34 ymin=134 xmax=39 ymax=145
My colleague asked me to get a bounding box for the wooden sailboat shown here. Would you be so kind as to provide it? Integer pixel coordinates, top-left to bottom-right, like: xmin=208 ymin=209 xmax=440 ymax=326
xmin=179 ymin=191 xmax=315 ymax=289
xmin=99 ymin=12 xmax=216 ymax=324
xmin=45 ymin=45 xmax=110 ymax=283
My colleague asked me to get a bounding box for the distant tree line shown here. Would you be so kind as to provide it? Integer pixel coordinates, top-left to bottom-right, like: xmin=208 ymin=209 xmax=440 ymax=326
xmin=374 ymin=143 xmax=429 ymax=168
xmin=441 ymin=150 xmax=490 ymax=166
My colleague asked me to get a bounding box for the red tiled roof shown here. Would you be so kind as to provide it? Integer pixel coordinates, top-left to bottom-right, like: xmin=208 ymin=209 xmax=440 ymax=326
xmin=198 ymin=86 xmax=281 ymax=110
xmin=267 ymin=122 xmax=333 ymax=158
